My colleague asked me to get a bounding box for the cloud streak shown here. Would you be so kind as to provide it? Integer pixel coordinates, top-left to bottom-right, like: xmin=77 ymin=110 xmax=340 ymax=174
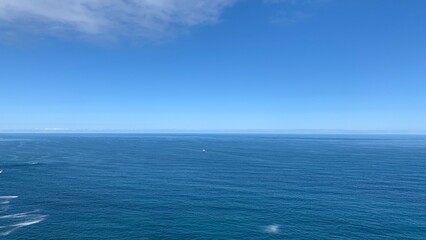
xmin=264 ymin=0 xmax=329 ymax=25
xmin=0 ymin=0 xmax=235 ymax=39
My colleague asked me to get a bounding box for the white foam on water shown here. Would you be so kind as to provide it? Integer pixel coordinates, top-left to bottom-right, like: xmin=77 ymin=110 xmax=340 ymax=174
xmin=0 ymin=196 xmax=15 ymax=212
xmin=0 ymin=212 xmax=46 ymax=236
xmin=264 ymin=224 xmax=280 ymax=234
xmin=10 ymin=218 xmax=45 ymax=227
xmin=0 ymin=230 xmax=13 ymax=236
xmin=0 ymin=211 xmax=40 ymax=219
xmin=0 ymin=196 xmax=18 ymax=199
xmin=0 ymin=195 xmax=46 ymax=236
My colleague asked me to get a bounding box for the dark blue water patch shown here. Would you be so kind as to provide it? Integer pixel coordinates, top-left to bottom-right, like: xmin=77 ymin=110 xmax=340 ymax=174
xmin=0 ymin=134 xmax=425 ymax=239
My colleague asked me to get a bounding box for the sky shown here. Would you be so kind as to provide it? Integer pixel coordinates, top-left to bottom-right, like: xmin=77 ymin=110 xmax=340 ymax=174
xmin=0 ymin=0 xmax=425 ymax=132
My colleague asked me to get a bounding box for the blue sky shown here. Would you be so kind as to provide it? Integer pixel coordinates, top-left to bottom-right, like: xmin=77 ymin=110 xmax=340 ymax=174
xmin=0 ymin=0 xmax=425 ymax=132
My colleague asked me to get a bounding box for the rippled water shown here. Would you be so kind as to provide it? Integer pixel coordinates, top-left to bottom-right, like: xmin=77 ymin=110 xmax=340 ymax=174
xmin=0 ymin=134 xmax=425 ymax=239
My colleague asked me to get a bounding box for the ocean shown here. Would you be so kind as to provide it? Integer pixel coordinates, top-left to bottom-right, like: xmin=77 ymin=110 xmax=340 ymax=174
xmin=0 ymin=134 xmax=425 ymax=239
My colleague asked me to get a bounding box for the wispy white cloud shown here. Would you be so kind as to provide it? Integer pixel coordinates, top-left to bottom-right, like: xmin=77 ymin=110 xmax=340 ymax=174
xmin=40 ymin=128 xmax=69 ymax=131
xmin=264 ymin=0 xmax=329 ymax=25
xmin=270 ymin=9 xmax=310 ymax=25
xmin=0 ymin=0 xmax=331 ymax=40
xmin=264 ymin=0 xmax=329 ymax=5
xmin=0 ymin=0 xmax=235 ymax=39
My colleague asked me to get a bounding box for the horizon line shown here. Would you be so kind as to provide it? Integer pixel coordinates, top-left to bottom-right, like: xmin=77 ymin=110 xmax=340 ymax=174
xmin=1 ymin=129 xmax=426 ymax=135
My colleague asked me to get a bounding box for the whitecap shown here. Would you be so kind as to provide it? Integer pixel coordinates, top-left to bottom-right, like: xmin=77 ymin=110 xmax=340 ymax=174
xmin=0 ymin=196 xmax=18 ymax=199
xmin=0 ymin=212 xmax=46 ymax=236
xmin=264 ymin=224 xmax=280 ymax=234
xmin=0 ymin=196 xmax=46 ymax=236
xmin=0 ymin=211 xmax=40 ymax=219
xmin=10 ymin=218 xmax=45 ymax=227
xmin=0 ymin=196 xmax=17 ymax=209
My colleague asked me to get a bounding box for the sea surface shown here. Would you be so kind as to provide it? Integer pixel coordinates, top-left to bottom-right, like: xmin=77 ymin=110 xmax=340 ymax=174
xmin=0 ymin=134 xmax=425 ymax=239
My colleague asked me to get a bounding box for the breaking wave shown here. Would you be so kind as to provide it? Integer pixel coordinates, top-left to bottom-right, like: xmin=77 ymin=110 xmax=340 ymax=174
xmin=0 ymin=196 xmax=46 ymax=236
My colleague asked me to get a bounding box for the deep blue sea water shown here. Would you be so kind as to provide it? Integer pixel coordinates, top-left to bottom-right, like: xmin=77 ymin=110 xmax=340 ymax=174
xmin=0 ymin=134 xmax=425 ymax=239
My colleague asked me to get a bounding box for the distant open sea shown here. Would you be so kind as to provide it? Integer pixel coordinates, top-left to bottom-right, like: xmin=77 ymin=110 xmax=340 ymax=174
xmin=0 ymin=134 xmax=425 ymax=239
